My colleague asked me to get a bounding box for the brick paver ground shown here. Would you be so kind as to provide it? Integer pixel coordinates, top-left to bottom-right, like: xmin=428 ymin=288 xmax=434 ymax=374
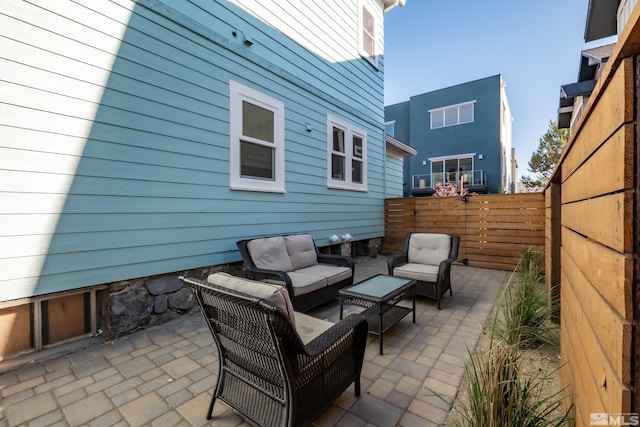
xmin=0 ymin=256 xmax=507 ymax=427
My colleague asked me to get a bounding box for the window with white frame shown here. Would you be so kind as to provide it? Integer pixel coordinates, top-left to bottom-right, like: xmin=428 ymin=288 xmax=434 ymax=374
xmin=360 ymin=2 xmax=378 ymax=67
xmin=229 ymin=81 xmax=285 ymax=193
xmin=327 ymin=115 xmax=367 ymax=191
xmin=385 ymin=121 xmax=395 ymax=136
xmin=429 ymin=101 xmax=475 ymax=129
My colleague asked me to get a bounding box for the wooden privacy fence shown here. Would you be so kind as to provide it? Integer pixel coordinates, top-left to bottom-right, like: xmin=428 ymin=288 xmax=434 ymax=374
xmin=383 ymin=193 xmax=545 ymax=271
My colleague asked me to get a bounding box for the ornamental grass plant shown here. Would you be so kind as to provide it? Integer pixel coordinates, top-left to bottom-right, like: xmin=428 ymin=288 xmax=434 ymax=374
xmin=447 ymin=248 xmax=572 ymax=427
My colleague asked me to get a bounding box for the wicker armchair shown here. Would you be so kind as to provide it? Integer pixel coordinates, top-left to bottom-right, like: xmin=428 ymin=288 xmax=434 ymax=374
xmin=387 ymin=233 xmax=460 ymax=309
xmin=181 ymin=274 xmax=368 ymax=427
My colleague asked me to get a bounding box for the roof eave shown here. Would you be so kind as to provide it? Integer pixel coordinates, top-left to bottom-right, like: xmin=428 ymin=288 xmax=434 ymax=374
xmin=584 ymin=0 xmax=620 ymax=42
xmin=383 ymin=0 xmax=406 ymax=13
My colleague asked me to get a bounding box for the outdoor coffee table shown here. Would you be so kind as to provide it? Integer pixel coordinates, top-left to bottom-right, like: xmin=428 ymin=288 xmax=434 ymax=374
xmin=338 ymin=274 xmax=416 ymax=355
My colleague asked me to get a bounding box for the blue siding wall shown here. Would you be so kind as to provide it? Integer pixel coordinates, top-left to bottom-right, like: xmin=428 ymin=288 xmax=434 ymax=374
xmin=0 ymin=0 xmax=388 ymax=301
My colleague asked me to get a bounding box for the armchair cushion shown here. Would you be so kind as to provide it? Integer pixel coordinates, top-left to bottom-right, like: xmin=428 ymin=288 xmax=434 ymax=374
xmin=393 ymin=263 xmax=439 ymax=283
xmin=293 ymin=312 xmax=333 ymax=344
xmin=247 ymin=236 xmax=293 ymax=272
xmin=285 ymin=234 xmax=318 ymax=270
xmin=207 ymin=272 xmax=296 ymax=325
xmin=408 ymin=233 xmax=451 ymax=266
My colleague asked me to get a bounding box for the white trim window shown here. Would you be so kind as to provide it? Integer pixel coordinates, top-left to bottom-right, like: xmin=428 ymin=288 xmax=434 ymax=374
xmin=359 ymin=2 xmax=378 ymax=68
xmin=229 ymin=81 xmax=285 ymax=193
xmin=327 ymin=115 xmax=367 ymax=191
xmin=429 ymin=101 xmax=476 ymax=129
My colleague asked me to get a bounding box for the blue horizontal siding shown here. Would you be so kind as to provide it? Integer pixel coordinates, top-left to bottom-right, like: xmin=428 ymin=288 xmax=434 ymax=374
xmin=0 ymin=0 xmax=388 ymax=301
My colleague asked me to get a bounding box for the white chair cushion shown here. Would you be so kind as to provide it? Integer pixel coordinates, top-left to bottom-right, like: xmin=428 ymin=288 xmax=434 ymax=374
xmin=247 ymin=236 xmax=294 ymax=272
xmin=207 ymin=272 xmax=296 ymax=326
xmin=293 ymin=312 xmax=333 ymax=344
xmin=285 ymin=234 xmax=318 ymax=270
xmin=408 ymin=233 xmax=451 ymax=266
xmin=393 ymin=263 xmax=439 ymax=283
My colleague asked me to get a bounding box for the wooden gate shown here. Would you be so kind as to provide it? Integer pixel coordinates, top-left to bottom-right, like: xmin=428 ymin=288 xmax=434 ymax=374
xmin=383 ymin=193 xmax=545 ymax=271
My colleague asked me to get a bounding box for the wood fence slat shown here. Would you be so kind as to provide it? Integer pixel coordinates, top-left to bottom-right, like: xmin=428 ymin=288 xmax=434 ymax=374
xmin=561 ymin=192 xmax=633 ymax=253
xmin=562 ymin=227 xmax=633 ymax=319
xmin=562 ymin=125 xmax=634 ymax=204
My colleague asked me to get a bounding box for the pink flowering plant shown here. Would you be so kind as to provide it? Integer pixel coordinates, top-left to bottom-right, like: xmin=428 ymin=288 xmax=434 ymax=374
xmin=433 ymin=182 xmax=471 ymax=197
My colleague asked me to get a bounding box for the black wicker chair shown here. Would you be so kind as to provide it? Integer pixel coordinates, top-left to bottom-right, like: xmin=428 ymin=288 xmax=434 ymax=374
xmin=181 ymin=275 xmax=368 ymax=427
xmin=387 ymin=233 xmax=460 ymax=309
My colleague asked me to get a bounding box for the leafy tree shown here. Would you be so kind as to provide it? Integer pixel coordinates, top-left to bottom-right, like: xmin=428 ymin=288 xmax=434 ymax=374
xmin=521 ymin=120 xmax=569 ymax=188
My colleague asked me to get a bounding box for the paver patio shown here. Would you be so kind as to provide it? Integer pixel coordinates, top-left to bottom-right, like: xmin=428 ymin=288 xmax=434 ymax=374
xmin=0 ymin=256 xmax=508 ymax=427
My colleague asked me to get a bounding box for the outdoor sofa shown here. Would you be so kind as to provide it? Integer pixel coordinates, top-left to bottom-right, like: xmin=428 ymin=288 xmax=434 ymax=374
xmin=236 ymin=234 xmax=354 ymax=312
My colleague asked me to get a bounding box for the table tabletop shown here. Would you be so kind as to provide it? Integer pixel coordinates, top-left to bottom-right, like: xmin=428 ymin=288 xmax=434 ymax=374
xmin=340 ymin=274 xmax=415 ymax=302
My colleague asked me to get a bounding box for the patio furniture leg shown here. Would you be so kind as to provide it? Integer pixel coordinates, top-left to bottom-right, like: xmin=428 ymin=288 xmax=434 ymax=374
xmin=412 ymin=289 xmax=416 ymax=323
xmin=206 ymin=395 xmax=216 ymax=420
xmin=379 ymin=312 xmax=384 ymax=355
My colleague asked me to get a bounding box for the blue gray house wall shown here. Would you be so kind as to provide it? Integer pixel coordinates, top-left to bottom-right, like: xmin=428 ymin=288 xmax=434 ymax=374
xmin=0 ymin=0 xmax=394 ymax=302
xmin=385 ymin=75 xmax=513 ymax=196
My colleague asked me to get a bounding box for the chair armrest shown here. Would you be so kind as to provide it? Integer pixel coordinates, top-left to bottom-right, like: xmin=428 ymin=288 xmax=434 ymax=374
xmin=303 ymin=313 xmax=368 ymax=357
xmin=387 ymin=253 xmax=408 ymax=274
xmin=242 ymin=266 xmax=295 ymax=296
xmin=316 ymin=253 xmax=354 ymax=270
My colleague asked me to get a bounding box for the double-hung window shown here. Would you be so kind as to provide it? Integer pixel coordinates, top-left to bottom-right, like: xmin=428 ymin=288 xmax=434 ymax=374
xmin=229 ymin=81 xmax=285 ymax=193
xmin=360 ymin=2 xmax=378 ymax=67
xmin=327 ymin=115 xmax=367 ymax=191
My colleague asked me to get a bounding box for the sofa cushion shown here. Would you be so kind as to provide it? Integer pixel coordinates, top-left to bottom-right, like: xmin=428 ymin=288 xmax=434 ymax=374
xmin=207 ymin=272 xmax=296 ymax=326
xmin=286 ymin=271 xmax=327 ymax=296
xmin=408 ymin=233 xmax=451 ymax=266
xmin=293 ymin=312 xmax=333 ymax=344
xmin=247 ymin=236 xmax=294 ymax=272
xmin=295 ymin=264 xmax=352 ymax=286
xmin=393 ymin=263 xmax=439 ymax=283
xmin=285 ymin=234 xmax=318 ymax=270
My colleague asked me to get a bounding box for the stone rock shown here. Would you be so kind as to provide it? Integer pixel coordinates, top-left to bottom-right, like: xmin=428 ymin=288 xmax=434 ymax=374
xmin=145 ymin=275 xmax=182 ymax=295
xmin=154 ymin=294 xmax=168 ymax=314
xmin=167 ymin=287 xmax=196 ymax=311
xmin=147 ymin=310 xmax=179 ymax=327
xmin=110 ymin=287 xmax=154 ymax=337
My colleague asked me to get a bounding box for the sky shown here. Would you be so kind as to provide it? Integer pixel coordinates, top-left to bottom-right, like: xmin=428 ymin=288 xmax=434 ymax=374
xmin=383 ymin=0 xmax=617 ymax=180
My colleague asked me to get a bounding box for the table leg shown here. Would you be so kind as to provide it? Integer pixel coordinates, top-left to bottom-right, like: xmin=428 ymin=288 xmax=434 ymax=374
xmin=412 ymin=288 xmax=416 ymax=323
xmin=379 ymin=310 xmax=384 ymax=355
xmin=340 ymin=303 xmax=344 ymax=320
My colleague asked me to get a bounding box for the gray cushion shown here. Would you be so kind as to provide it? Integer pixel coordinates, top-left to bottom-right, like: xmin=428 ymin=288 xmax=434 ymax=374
xmin=207 ymin=272 xmax=295 ymax=326
xmin=286 ymin=271 xmax=327 ymax=296
xmin=247 ymin=236 xmax=293 ymax=272
xmin=294 ymin=264 xmax=352 ymax=286
xmin=393 ymin=263 xmax=439 ymax=283
xmin=285 ymin=234 xmax=318 ymax=270
xmin=293 ymin=312 xmax=333 ymax=344
xmin=408 ymin=233 xmax=451 ymax=266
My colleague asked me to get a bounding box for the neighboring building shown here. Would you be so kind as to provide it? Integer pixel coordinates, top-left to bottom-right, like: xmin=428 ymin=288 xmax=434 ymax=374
xmin=557 ymin=0 xmax=634 ymax=131
xmin=385 ymin=74 xmax=514 ymax=196
xmin=557 ymin=43 xmax=615 ymax=131
xmin=0 ymin=0 xmax=405 ymax=358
